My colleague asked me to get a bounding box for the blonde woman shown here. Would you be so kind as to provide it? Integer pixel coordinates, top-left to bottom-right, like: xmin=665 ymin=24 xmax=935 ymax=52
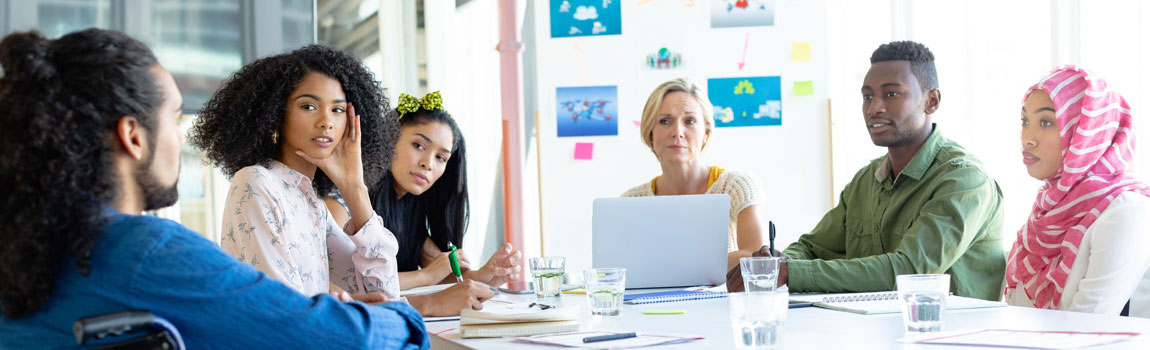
xmin=622 ymin=78 xmax=765 ymax=270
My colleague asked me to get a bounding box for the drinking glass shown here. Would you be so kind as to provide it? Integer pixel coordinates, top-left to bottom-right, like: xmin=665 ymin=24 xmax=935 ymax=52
xmin=728 ymin=291 xmax=788 ymax=349
xmin=896 ymin=274 xmax=950 ymax=333
xmin=739 ymin=257 xmax=780 ymax=292
xmin=529 ymin=256 xmax=566 ymax=298
xmin=583 ymin=268 xmax=626 ymax=316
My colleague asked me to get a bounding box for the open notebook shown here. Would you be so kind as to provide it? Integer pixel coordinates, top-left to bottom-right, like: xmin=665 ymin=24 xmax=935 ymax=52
xmin=789 ymin=292 xmax=1006 ymax=315
xmin=459 ymin=297 xmax=579 ymax=338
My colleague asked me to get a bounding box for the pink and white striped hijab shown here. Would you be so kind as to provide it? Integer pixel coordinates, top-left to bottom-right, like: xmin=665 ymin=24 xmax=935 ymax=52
xmin=1005 ymin=66 xmax=1149 ymax=309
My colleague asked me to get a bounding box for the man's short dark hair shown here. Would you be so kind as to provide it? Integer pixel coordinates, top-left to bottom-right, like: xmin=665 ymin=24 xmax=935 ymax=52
xmin=870 ymin=41 xmax=938 ymax=92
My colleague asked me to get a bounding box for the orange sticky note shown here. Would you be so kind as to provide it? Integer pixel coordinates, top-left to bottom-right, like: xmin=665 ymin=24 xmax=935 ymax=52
xmin=791 ymin=42 xmax=811 ymax=62
xmin=574 ymin=142 xmax=594 ymax=160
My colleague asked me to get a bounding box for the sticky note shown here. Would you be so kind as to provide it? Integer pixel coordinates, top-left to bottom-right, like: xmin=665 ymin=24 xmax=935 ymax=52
xmin=574 ymin=142 xmax=594 ymax=160
xmin=644 ymin=309 xmax=686 ymax=315
xmin=791 ymin=42 xmax=811 ymax=62
xmin=793 ymin=81 xmax=814 ymax=97
xmin=632 ymin=120 xmax=641 ymax=127
xmin=564 ymin=288 xmax=586 ymax=294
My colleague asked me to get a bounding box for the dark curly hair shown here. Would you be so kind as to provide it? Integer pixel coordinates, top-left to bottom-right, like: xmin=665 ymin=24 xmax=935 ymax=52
xmin=370 ymin=107 xmax=468 ymax=271
xmin=0 ymin=29 xmax=163 ymax=318
xmin=190 ymin=45 xmax=396 ymax=196
xmin=870 ymin=40 xmax=938 ymax=92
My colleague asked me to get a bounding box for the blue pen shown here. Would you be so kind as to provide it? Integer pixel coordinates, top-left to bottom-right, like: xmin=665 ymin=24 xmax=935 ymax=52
xmin=583 ymin=332 xmax=637 ymax=343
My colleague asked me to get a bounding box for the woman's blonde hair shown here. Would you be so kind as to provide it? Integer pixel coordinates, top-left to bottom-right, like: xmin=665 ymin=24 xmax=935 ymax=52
xmin=639 ymin=78 xmax=714 ymax=153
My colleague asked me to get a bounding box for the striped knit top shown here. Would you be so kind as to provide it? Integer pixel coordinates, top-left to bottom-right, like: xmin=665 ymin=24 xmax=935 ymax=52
xmin=621 ymin=166 xmax=764 ymax=252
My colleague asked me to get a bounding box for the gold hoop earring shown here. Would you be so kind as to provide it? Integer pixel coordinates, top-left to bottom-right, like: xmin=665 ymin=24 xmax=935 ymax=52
xmin=272 ymin=130 xmax=279 ymax=144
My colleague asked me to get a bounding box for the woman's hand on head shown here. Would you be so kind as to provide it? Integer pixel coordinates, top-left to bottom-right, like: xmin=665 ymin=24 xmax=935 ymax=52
xmin=295 ymin=102 xmax=366 ymax=193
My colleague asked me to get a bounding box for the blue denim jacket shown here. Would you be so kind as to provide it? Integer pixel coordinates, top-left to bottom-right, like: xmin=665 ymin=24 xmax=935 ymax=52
xmin=0 ymin=212 xmax=429 ymax=349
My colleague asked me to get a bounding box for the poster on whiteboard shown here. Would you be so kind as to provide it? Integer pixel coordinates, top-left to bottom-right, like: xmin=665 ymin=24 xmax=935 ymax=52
xmin=710 ymin=0 xmax=775 ymax=28
xmin=551 ymin=0 xmax=622 ymax=38
xmin=708 ymin=76 xmax=782 ymax=127
xmin=556 ymin=85 xmax=619 ymax=137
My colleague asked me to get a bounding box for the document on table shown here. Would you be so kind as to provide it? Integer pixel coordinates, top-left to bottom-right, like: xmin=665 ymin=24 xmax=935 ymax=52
xmin=459 ymin=295 xmax=580 ymax=338
xmin=900 ymin=329 xmax=1140 ymax=349
xmin=423 ymin=294 xmax=549 ymax=323
xmin=789 ymin=292 xmax=1005 ymax=315
xmin=514 ymin=331 xmax=703 ymax=349
xmin=400 ymin=283 xmax=453 ymax=297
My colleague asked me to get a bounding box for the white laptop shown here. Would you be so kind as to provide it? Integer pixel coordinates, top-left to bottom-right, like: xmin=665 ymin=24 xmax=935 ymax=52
xmin=592 ymin=194 xmax=729 ymax=289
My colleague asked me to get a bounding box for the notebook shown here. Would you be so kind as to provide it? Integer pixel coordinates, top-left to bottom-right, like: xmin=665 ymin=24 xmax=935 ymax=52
xmin=399 ymin=283 xmax=452 ymax=297
xmin=460 ymin=320 xmax=580 ymax=339
xmin=623 ymin=290 xmax=728 ymax=305
xmin=789 ymin=292 xmax=1006 ymax=315
xmin=459 ymin=297 xmax=580 ymax=338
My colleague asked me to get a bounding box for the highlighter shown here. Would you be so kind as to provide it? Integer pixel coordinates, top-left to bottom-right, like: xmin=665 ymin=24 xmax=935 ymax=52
xmin=448 ymin=242 xmax=464 ymax=283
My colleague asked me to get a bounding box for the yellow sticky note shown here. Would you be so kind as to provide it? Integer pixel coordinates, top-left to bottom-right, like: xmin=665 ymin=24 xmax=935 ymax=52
xmin=791 ymin=42 xmax=811 ymax=62
xmin=563 ymin=288 xmax=586 ymax=294
xmin=794 ymin=81 xmax=814 ymax=96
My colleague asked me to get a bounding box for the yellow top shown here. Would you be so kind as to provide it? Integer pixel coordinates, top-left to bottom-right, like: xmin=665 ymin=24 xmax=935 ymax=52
xmin=651 ymin=166 xmax=725 ymax=195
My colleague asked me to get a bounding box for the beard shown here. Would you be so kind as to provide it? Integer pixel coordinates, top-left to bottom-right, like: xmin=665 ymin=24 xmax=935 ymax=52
xmin=135 ymin=148 xmax=179 ymax=211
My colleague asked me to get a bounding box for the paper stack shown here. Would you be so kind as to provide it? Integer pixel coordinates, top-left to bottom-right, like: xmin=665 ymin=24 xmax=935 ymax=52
xmin=459 ymin=299 xmax=579 ymax=339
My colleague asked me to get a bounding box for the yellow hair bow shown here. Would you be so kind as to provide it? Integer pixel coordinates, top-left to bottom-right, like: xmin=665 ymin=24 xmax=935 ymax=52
xmin=397 ymin=91 xmax=448 ymax=119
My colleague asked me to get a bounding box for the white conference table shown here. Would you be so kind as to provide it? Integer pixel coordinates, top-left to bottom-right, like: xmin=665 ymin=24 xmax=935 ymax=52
xmin=426 ymin=292 xmax=1150 ymax=349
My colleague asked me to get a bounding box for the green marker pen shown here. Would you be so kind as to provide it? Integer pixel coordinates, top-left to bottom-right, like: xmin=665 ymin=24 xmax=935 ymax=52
xmin=448 ymin=242 xmax=463 ymax=283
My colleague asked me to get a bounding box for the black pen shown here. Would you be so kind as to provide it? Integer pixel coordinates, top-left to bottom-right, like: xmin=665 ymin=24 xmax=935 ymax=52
xmin=583 ymin=332 xmax=637 ymax=343
xmin=768 ymin=221 xmax=776 ymax=257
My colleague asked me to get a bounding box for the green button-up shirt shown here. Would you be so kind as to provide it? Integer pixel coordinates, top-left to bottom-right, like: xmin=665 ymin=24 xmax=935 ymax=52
xmin=784 ymin=125 xmax=1006 ymax=301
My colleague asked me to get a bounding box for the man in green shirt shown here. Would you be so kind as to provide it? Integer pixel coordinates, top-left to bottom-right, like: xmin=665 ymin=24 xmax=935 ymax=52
xmin=728 ymin=41 xmax=1005 ymax=301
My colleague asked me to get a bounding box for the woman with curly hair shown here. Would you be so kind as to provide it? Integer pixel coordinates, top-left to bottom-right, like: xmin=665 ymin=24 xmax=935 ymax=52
xmin=326 ymin=92 xmax=521 ymax=315
xmin=191 ymin=45 xmax=494 ymax=313
xmin=192 ymin=45 xmax=401 ymax=299
xmin=0 ymin=29 xmax=427 ymax=349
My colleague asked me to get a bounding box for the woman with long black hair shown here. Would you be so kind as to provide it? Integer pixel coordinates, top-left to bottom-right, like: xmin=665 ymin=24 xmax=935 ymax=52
xmin=327 ymin=92 xmax=521 ymax=315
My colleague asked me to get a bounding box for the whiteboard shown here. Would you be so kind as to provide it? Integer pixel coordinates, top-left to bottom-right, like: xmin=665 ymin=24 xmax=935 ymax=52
xmin=531 ymin=0 xmax=832 ymax=279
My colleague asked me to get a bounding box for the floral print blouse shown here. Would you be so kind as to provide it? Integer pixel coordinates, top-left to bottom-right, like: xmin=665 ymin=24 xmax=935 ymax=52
xmin=221 ymin=160 xmax=400 ymax=299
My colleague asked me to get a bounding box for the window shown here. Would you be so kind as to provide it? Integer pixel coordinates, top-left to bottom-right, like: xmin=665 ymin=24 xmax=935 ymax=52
xmin=36 ymin=0 xmax=113 ymax=38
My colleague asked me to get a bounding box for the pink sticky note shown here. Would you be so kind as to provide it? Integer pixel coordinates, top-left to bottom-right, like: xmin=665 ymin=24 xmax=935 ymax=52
xmin=632 ymin=120 xmax=641 ymax=127
xmin=574 ymin=142 xmax=594 ymax=160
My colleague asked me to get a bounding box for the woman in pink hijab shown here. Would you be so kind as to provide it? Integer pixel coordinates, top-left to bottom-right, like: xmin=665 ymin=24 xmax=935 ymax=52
xmin=1005 ymin=66 xmax=1150 ymax=316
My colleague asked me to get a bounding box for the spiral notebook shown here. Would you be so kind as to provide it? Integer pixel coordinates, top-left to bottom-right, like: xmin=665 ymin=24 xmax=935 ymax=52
xmin=789 ymin=292 xmax=1005 ymax=315
xmin=623 ymin=290 xmax=727 ymax=305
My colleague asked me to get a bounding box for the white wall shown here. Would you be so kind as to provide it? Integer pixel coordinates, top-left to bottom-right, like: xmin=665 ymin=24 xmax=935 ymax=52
xmin=826 ymin=0 xmax=1150 ymax=252
xmin=424 ymin=0 xmax=1150 ymax=277
xmin=423 ymin=0 xmax=507 ymax=262
xmin=532 ymin=0 xmax=832 ymax=279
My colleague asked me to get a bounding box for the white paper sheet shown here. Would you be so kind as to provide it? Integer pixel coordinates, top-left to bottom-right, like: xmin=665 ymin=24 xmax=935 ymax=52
xmin=900 ymin=329 xmax=1140 ymax=349
xmin=514 ymin=331 xmax=703 ymax=349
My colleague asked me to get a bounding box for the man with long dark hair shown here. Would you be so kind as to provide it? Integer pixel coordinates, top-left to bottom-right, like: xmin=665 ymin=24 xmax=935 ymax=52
xmin=0 ymin=28 xmax=428 ymax=349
